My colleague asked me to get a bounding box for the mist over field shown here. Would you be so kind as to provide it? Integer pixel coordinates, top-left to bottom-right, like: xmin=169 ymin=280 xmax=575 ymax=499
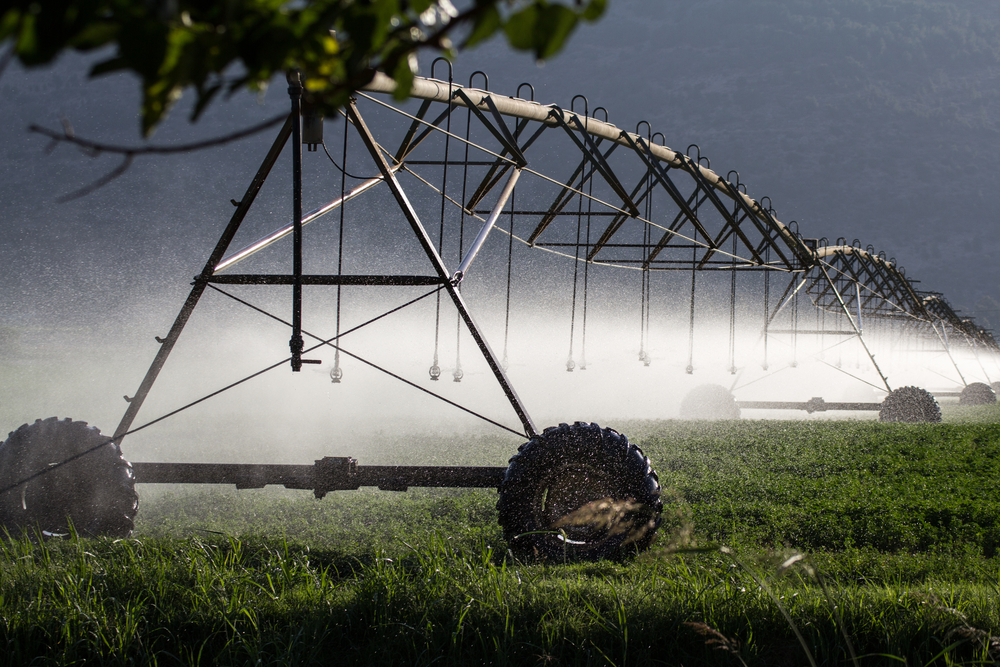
xmin=2 ymin=0 xmax=999 ymax=463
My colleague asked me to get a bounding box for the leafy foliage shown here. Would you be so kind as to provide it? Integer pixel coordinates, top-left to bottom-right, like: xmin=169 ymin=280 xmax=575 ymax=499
xmin=4 ymin=417 xmax=1000 ymax=664
xmin=1 ymin=0 xmax=607 ymax=135
xmin=132 ymin=415 xmax=1000 ymax=560
xmin=627 ymin=416 xmax=1000 ymax=556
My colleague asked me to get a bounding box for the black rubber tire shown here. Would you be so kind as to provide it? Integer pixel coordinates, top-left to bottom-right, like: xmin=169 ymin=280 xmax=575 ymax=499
xmin=497 ymin=422 xmax=662 ymax=562
xmin=0 ymin=418 xmax=138 ymax=538
xmin=679 ymin=384 xmax=741 ymax=420
xmin=878 ymin=387 xmax=942 ymax=423
xmin=991 ymin=382 xmax=1000 ymax=397
xmin=960 ymin=382 xmax=997 ymax=406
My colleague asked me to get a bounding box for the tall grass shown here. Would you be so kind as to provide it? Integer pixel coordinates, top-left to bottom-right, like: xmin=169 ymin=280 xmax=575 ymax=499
xmin=1 ymin=530 xmax=999 ymax=665
xmin=2 ymin=417 xmax=1000 ymax=665
xmin=626 ymin=419 xmax=1000 ymax=556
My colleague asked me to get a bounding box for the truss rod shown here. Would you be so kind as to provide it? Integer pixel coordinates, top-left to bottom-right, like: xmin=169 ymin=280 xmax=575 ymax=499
xmin=815 ymin=262 xmax=891 ymax=392
xmin=361 ymin=73 xmax=802 ymax=256
xmin=113 ymin=114 xmax=295 ymax=445
xmin=215 ymin=164 xmax=402 ymax=273
xmin=347 ymin=101 xmax=538 ymax=438
xmin=404 ymin=158 xmax=796 ymax=274
xmin=814 ymin=255 xmax=918 ymax=321
xmin=456 ymin=167 xmax=522 ymax=281
xmin=357 ymin=90 xmax=796 ymax=267
xmin=928 ymin=320 xmax=967 ymax=387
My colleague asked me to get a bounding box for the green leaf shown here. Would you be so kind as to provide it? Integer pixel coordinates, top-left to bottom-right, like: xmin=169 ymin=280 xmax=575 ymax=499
xmin=142 ymin=77 xmax=183 ymax=136
xmin=70 ymin=21 xmax=119 ymax=51
xmin=1 ymin=9 xmax=22 ymax=41
xmin=391 ymin=55 xmax=415 ymax=100
xmin=533 ymin=5 xmax=578 ymax=60
xmin=3 ymin=0 xmax=607 ymax=134
xmin=14 ymin=13 xmax=39 ymax=61
xmin=117 ymin=17 xmax=169 ymax=80
xmin=191 ymin=81 xmax=223 ymax=122
xmin=504 ymin=3 xmax=579 ymax=60
xmin=581 ymin=0 xmax=607 ymax=22
xmin=409 ymin=0 xmax=436 ymax=13
xmin=463 ymin=6 xmax=501 ymax=48
xmin=89 ymin=56 xmax=129 ymax=77
xmin=502 ymin=6 xmax=537 ymax=52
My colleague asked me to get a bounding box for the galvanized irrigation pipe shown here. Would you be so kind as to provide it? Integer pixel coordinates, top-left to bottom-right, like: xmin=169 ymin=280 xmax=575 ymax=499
xmin=361 ymin=73 xmax=806 ymax=262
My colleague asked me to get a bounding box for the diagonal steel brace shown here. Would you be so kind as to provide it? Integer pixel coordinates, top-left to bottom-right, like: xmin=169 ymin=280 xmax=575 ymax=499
xmin=347 ymin=101 xmax=538 ymax=438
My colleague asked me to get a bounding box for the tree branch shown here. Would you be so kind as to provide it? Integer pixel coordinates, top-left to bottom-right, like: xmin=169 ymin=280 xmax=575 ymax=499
xmin=29 ymin=112 xmax=288 ymax=157
xmin=30 ymin=112 xmax=288 ymax=202
xmin=56 ymin=154 xmax=134 ymax=203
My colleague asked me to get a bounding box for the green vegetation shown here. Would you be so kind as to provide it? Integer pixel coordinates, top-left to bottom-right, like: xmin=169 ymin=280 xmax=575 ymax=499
xmin=3 ymin=413 xmax=1000 ymax=665
xmin=630 ymin=416 xmax=1000 ymax=556
xmin=1 ymin=0 xmax=606 ymax=135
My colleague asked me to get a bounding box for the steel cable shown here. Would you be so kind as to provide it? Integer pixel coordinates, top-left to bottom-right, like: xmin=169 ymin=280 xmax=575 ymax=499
xmin=763 ymin=244 xmax=770 ymax=370
xmin=430 ymin=72 xmax=454 ymax=382
xmin=330 ymin=110 xmax=349 ymax=383
xmin=567 ymin=175 xmax=582 ymax=372
xmin=321 ymin=138 xmax=378 ymax=180
xmin=502 ymin=187 xmax=514 ymax=370
xmin=0 ymin=284 xmax=533 ymax=498
xmin=580 ymin=176 xmax=592 ymax=371
xmin=359 ymin=91 xmax=782 ymax=269
xmin=729 ymin=229 xmax=737 ymax=374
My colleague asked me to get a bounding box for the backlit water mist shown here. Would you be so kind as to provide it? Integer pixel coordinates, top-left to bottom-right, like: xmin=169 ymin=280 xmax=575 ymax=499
xmin=2 ymin=265 xmax=986 ymax=472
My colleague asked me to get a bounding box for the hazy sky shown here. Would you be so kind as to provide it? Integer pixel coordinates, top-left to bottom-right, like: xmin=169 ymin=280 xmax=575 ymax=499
xmin=4 ymin=0 xmax=998 ymax=313
xmin=1 ymin=0 xmax=998 ymax=450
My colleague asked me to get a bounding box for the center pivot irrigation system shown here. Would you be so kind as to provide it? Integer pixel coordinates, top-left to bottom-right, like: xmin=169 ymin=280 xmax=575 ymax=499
xmin=2 ymin=67 xmax=998 ymax=560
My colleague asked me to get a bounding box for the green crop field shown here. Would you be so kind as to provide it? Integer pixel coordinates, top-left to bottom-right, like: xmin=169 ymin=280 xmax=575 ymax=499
xmin=3 ymin=409 xmax=1000 ymax=666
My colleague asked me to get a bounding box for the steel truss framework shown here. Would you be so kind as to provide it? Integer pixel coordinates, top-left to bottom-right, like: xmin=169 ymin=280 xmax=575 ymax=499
xmin=3 ymin=67 xmax=999 ymax=525
xmin=75 ymin=69 xmax=998 ymax=494
xmin=9 ymin=68 xmax=1000 ymax=550
xmin=354 ymin=72 xmax=996 ymax=387
xmin=117 ymin=70 xmax=999 ymax=445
